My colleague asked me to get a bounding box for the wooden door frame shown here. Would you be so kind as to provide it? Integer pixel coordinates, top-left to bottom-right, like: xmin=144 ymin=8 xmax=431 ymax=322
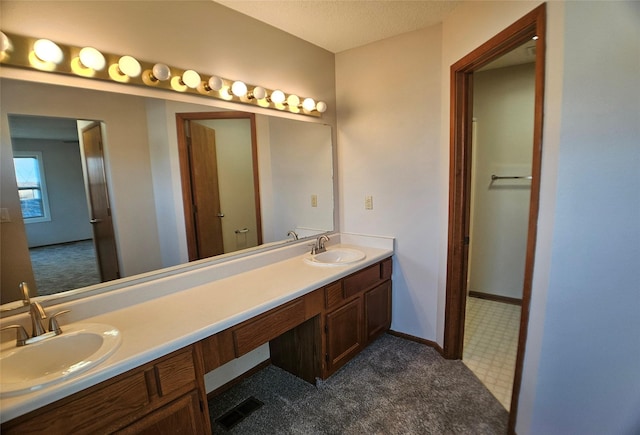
xmin=176 ymin=111 xmax=262 ymax=261
xmin=443 ymin=4 xmax=546 ymax=433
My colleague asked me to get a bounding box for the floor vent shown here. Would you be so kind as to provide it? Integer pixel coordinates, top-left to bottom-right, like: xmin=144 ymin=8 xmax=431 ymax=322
xmin=215 ymin=396 xmax=264 ymax=431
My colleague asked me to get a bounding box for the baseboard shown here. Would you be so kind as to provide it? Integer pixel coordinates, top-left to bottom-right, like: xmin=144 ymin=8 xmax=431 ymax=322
xmin=206 ymin=359 xmax=271 ymax=399
xmin=468 ymin=291 xmax=522 ymax=306
xmin=388 ymin=330 xmax=444 ymax=356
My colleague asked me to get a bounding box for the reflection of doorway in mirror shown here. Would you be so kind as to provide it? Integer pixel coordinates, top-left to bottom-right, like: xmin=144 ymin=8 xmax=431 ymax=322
xmin=193 ymin=118 xmax=259 ymax=254
xmin=8 ymin=115 xmax=114 ymax=296
xmin=178 ymin=112 xmax=262 ymax=261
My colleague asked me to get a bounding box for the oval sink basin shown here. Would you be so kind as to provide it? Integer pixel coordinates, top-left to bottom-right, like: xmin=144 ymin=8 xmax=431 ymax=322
xmin=304 ymin=248 xmax=366 ymax=266
xmin=0 ymin=323 xmax=121 ymax=397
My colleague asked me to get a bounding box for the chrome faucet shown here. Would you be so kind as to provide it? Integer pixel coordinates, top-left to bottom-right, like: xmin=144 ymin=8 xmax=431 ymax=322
xmin=287 ymin=230 xmax=299 ymax=241
xmin=311 ymin=235 xmax=330 ymax=255
xmin=1 ymin=282 xmax=70 ymax=346
xmin=21 ymin=282 xmax=47 ymax=337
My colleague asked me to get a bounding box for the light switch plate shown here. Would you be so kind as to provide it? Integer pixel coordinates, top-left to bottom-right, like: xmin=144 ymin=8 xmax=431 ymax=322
xmin=311 ymin=194 xmax=318 ymax=207
xmin=365 ymin=195 xmax=373 ymax=210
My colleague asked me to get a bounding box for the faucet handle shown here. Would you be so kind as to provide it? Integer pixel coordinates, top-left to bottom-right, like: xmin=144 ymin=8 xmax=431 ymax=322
xmin=19 ymin=281 xmax=31 ymax=305
xmin=1 ymin=325 xmax=29 ymax=346
xmin=49 ymin=310 xmax=71 ymax=335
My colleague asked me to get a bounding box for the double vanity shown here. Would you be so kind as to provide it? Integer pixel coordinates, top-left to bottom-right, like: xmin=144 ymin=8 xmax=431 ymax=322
xmin=0 ymin=234 xmax=393 ymax=433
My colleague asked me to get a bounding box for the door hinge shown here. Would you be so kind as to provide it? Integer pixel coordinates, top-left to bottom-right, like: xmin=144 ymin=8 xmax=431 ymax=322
xmin=325 ymin=353 xmax=329 ymax=363
xmin=324 ymin=324 xmax=328 ymax=333
xmin=463 ymin=236 xmax=470 ymax=246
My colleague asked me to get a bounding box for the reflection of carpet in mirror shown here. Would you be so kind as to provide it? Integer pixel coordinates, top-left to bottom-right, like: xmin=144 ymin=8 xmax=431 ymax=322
xmin=29 ymin=240 xmax=100 ymax=296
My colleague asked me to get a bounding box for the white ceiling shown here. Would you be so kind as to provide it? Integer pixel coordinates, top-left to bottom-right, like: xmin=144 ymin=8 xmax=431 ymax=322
xmin=215 ymin=0 xmax=461 ymax=53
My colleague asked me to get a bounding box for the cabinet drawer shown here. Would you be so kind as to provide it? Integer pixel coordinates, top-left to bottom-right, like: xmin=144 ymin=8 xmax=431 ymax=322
xmin=325 ymin=281 xmax=344 ymax=309
xmin=3 ymin=372 xmax=150 ymax=434
xmin=344 ymin=263 xmax=381 ymax=299
xmin=115 ymin=390 xmax=205 ymax=435
xmin=233 ymin=299 xmax=306 ymax=356
xmin=155 ymin=349 xmax=197 ymax=397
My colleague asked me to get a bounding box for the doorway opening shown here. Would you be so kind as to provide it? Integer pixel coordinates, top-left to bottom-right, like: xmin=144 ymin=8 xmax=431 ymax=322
xmin=443 ymin=4 xmax=546 ymax=433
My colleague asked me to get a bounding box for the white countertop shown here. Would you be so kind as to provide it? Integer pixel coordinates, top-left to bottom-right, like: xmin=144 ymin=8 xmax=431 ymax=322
xmin=0 ymin=236 xmax=393 ymax=422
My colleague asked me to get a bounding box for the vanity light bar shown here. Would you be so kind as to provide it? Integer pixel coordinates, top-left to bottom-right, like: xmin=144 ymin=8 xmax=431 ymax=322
xmin=0 ymin=31 xmax=327 ymax=117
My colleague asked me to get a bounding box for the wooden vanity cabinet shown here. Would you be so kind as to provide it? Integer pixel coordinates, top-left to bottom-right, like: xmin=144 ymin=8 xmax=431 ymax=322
xmin=1 ymin=344 xmax=211 ymax=435
xmin=2 ymin=256 xmax=392 ymax=433
xmin=323 ymin=257 xmax=392 ymax=377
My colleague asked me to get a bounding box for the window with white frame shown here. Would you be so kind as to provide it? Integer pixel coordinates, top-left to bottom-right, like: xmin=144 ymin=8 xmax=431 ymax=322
xmin=13 ymin=151 xmax=51 ymax=223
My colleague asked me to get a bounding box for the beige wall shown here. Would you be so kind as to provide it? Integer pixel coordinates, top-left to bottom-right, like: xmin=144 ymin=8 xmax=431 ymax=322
xmin=268 ymin=117 xmax=334 ymax=239
xmin=337 ymin=24 xmax=443 ymax=340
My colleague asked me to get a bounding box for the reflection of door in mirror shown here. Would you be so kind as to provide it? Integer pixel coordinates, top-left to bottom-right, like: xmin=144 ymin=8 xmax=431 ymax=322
xmin=178 ymin=112 xmax=262 ymax=261
xmin=81 ymin=122 xmax=120 ymax=281
xmin=188 ymin=122 xmax=224 ymax=259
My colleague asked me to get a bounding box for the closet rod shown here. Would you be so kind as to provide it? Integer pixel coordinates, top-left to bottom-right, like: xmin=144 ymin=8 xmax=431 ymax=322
xmin=490 ymin=174 xmax=532 ymax=181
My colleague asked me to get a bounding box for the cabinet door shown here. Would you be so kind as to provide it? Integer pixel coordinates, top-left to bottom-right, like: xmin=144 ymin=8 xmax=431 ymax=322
xmin=365 ymin=281 xmax=392 ymax=343
xmin=325 ymin=298 xmax=363 ymax=376
xmin=115 ymin=391 xmax=205 ymax=435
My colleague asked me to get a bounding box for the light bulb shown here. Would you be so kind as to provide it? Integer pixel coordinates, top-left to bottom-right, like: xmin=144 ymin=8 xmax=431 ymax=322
xmin=302 ymin=98 xmax=316 ymax=111
xmin=287 ymin=94 xmax=300 ymax=107
xmin=231 ymin=81 xmax=248 ymax=97
xmin=270 ymin=90 xmax=285 ymax=104
xmin=182 ymin=70 xmax=201 ymax=88
xmin=0 ymin=32 xmax=12 ymax=53
xmin=152 ymin=63 xmax=171 ymax=81
xmin=79 ymin=47 xmax=105 ymax=70
xmin=208 ymin=76 xmax=223 ymax=91
xmin=118 ymin=55 xmax=141 ymax=77
xmin=316 ymin=101 xmax=327 ymax=113
xmin=251 ymin=86 xmax=266 ymax=100
xmin=33 ymin=39 xmax=63 ymax=64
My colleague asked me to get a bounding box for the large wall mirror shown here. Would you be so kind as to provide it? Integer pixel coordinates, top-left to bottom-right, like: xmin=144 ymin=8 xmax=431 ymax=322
xmin=0 ymin=78 xmax=334 ymax=309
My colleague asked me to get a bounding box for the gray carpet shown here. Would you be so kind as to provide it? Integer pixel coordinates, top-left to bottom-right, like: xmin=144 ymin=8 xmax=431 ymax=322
xmin=29 ymin=240 xmax=101 ymax=296
xmin=208 ymin=334 xmax=508 ymax=434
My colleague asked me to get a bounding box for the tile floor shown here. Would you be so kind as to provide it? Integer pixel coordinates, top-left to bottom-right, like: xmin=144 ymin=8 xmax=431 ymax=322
xmin=463 ymin=296 xmax=521 ymax=410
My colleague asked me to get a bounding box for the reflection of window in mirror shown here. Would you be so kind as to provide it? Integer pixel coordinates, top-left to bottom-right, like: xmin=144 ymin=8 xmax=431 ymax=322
xmin=13 ymin=151 xmax=51 ymax=223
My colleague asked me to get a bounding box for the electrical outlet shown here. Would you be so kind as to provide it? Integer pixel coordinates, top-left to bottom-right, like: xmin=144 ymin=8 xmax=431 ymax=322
xmin=365 ymin=195 xmax=373 ymax=210
xmin=311 ymin=194 xmax=318 ymax=207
